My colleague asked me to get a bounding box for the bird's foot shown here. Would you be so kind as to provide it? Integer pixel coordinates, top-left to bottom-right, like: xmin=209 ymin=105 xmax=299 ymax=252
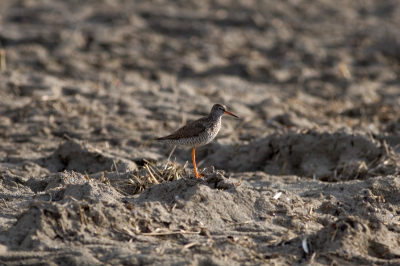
xmin=195 ymin=172 xmax=204 ymax=178
xmin=193 ymin=166 xmax=204 ymax=179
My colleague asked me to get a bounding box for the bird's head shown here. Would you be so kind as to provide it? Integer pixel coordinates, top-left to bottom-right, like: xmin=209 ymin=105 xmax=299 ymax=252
xmin=210 ymin=104 xmax=239 ymax=118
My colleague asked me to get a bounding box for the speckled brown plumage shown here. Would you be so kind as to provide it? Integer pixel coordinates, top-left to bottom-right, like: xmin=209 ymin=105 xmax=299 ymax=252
xmin=157 ymin=103 xmax=239 ymax=178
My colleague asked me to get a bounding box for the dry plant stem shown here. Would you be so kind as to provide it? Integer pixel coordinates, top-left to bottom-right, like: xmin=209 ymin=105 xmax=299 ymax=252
xmin=143 ymin=159 xmax=163 ymax=177
xmin=149 ymin=165 xmax=164 ymax=180
xmin=175 ymin=171 xmax=179 ymax=181
xmin=63 ymin=133 xmax=72 ymax=140
xmin=368 ymin=157 xmax=380 ymax=168
xmin=121 ymin=227 xmax=136 ymax=237
xmin=164 ymin=145 xmax=177 ymax=171
xmin=0 ymin=49 xmax=6 ymax=72
xmin=166 ymin=166 xmax=174 ymax=181
xmin=7 ymin=168 xmax=16 ymax=175
xmin=113 ymin=160 xmax=120 ymax=177
xmin=141 ymin=230 xmax=200 ymax=236
xmin=84 ymin=172 xmax=90 ymax=180
xmin=183 ymin=243 xmax=197 ymax=249
xmin=145 ymin=164 xmax=159 ymax=184
xmin=132 ymin=174 xmax=144 ymax=186
xmin=78 ymin=205 xmax=87 ymax=225
xmin=2 ymin=198 xmax=9 ymax=209
xmin=331 ymin=227 xmax=338 ymax=242
xmin=182 ymin=161 xmax=188 ymax=176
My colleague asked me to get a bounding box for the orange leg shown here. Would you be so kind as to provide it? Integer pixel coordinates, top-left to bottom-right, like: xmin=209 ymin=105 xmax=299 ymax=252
xmin=191 ymin=147 xmax=203 ymax=178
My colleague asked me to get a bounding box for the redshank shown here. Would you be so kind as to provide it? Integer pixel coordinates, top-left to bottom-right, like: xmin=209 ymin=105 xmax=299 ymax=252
xmin=157 ymin=104 xmax=239 ymax=178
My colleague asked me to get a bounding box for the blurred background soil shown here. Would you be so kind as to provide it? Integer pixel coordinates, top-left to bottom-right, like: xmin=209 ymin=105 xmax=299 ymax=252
xmin=1 ymin=0 xmax=400 ymax=265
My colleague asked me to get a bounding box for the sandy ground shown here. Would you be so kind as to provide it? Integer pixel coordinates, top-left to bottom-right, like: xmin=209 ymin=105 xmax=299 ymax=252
xmin=1 ymin=0 xmax=400 ymax=265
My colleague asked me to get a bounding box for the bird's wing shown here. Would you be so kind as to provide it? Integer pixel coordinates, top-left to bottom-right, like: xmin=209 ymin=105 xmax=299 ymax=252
xmin=158 ymin=117 xmax=207 ymax=140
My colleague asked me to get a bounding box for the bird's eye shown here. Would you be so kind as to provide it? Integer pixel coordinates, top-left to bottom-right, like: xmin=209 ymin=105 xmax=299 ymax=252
xmin=218 ymin=107 xmax=223 ymax=110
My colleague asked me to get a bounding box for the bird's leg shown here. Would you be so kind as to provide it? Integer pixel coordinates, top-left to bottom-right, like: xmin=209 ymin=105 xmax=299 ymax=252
xmin=191 ymin=147 xmax=203 ymax=178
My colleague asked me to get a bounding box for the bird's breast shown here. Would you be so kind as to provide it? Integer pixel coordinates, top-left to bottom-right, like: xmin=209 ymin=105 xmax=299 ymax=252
xmin=205 ymin=119 xmax=221 ymax=138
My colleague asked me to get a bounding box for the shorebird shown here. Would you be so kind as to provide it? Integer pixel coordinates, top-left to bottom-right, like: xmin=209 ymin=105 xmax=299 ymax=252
xmin=157 ymin=104 xmax=239 ymax=178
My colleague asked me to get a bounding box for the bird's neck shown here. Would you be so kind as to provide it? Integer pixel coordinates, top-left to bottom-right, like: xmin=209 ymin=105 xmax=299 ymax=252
xmin=209 ymin=115 xmax=221 ymax=121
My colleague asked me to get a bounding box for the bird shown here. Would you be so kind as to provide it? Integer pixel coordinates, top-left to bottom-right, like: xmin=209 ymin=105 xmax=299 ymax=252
xmin=157 ymin=103 xmax=239 ymax=178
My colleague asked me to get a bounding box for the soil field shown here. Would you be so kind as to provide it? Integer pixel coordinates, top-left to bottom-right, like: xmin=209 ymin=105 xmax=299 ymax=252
xmin=1 ymin=0 xmax=400 ymax=265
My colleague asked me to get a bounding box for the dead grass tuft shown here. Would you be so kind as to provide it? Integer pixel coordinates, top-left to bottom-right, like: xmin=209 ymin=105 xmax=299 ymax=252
xmin=109 ymin=160 xmax=189 ymax=195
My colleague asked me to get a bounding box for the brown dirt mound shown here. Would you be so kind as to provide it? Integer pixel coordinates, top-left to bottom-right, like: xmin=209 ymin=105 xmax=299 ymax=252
xmin=201 ymin=131 xmax=399 ymax=181
xmin=2 ymin=169 xmax=399 ymax=265
xmin=41 ymin=139 xmax=137 ymax=174
xmin=310 ymin=216 xmax=400 ymax=264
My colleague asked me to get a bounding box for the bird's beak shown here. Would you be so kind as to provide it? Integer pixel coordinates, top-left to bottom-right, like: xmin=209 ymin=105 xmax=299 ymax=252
xmin=224 ymin=111 xmax=239 ymax=118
